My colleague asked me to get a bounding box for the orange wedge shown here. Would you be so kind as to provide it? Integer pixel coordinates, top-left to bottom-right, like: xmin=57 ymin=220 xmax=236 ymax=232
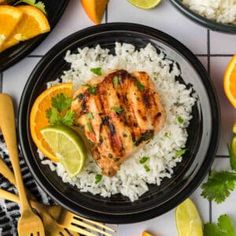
xmin=81 ymin=0 xmax=108 ymax=24
xmin=224 ymin=54 xmax=236 ymax=108
xmin=30 ymin=83 xmax=73 ymax=162
xmin=0 ymin=5 xmax=23 ymax=51
xmin=142 ymin=232 xmax=154 ymax=236
xmin=1 ymin=5 xmax=50 ymax=52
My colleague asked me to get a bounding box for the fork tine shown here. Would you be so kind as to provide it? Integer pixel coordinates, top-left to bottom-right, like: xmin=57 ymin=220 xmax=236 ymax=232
xmin=71 ymin=217 xmax=112 ymax=236
xmin=67 ymin=224 xmax=97 ymax=236
xmin=73 ymin=215 xmax=115 ymax=232
xmin=64 ymin=228 xmax=80 ymax=236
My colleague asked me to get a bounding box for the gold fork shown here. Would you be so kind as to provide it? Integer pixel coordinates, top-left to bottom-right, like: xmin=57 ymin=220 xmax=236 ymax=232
xmin=0 ymin=153 xmax=114 ymax=236
xmin=0 ymin=158 xmax=79 ymax=236
xmin=0 ymin=188 xmax=80 ymax=236
xmin=0 ymin=94 xmax=45 ymax=236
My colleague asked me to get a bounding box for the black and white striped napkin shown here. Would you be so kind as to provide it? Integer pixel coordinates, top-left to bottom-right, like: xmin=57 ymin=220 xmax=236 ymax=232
xmin=0 ymin=134 xmax=54 ymax=235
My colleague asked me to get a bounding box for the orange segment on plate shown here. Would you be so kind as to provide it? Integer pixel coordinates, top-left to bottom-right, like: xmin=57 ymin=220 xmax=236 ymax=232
xmin=224 ymin=54 xmax=236 ymax=108
xmin=81 ymin=0 xmax=108 ymax=24
xmin=30 ymin=83 xmax=73 ymax=162
xmin=0 ymin=5 xmax=23 ymax=51
xmin=1 ymin=5 xmax=50 ymax=52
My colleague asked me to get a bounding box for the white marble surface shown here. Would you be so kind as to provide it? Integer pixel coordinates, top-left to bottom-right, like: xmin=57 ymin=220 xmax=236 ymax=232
xmin=1 ymin=0 xmax=236 ymax=235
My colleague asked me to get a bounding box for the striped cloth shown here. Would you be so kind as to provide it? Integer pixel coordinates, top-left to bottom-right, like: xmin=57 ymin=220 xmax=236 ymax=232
xmin=0 ymin=134 xmax=54 ymax=235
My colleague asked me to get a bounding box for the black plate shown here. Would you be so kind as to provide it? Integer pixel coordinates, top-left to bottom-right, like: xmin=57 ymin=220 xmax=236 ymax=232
xmin=18 ymin=23 xmax=220 ymax=224
xmin=169 ymin=0 xmax=236 ymax=33
xmin=0 ymin=0 xmax=69 ymax=72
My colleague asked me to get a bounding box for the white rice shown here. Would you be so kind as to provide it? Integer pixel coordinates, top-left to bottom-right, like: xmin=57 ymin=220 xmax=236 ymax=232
xmin=42 ymin=43 xmax=196 ymax=201
xmin=182 ymin=0 xmax=236 ymax=24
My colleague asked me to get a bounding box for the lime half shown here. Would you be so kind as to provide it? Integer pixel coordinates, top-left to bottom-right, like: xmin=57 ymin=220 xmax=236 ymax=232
xmin=41 ymin=125 xmax=87 ymax=176
xmin=128 ymin=0 xmax=161 ymax=9
xmin=176 ymin=199 xmax=203 ymax=236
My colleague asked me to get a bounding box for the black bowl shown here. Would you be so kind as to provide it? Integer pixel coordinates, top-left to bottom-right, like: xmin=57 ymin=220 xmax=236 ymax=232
xmin=0 ymin=0 xmax=69 ymax=72
xmin=18 ymin=23 xmax=220 ymax=224
xmin=169 ymin=0 xmax=236 ymax=33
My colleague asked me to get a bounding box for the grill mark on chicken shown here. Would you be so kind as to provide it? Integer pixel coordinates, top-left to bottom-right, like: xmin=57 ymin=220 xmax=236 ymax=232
xmin=72 ymin=70 xmax=166 ymax=176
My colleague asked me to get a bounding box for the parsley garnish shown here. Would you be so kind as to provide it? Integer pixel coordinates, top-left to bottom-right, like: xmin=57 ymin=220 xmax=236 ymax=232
xmin=95 ymin=174 xmax=102 ymax=184
xmin=177 ymin=116 xmax=184 ymax=124
xmin=144 ymin=164 xmax=150 ymax=172
xmin=90 ymin=67 xmax=102 ymax=76
xmin=139 ymin=156 xmax=149 ymax=164
xmin=201 ymin=171 xmax=236 ymax=203
xmin=15 ymin=0 xmax=46 ymax=14
xmin=86 ymin=112 xmax=94 ymax=120
xmin=112 ymin=76 xmax=120 ymax=88
xmin=135 ymin=80 xmax=145 ymax=91
xmin=204 ymin=214 xmax=236 ymax=236
xmin=46 ymin=93 xmax=75 ymax=127
xmin=175 ymin=149 xmax=186 ymax=158
xmin=112 ymin=106 xmax=123 ymax=115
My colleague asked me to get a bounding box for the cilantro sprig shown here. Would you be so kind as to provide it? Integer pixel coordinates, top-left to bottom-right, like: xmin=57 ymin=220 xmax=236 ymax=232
xmin=15 ymin=0 xmax=46 ymax=14
xmin=201 ymin=171 xmax=236 ymax=203
xmin=95 ymin=174 xmax=102 ymax=184
xmin=204 ymin=214 xmax=236 ymax=236
xmin=46 ymin=93 xmax=75 ymax=127
xmin=90 ymin=67 xmax=102 ymax=76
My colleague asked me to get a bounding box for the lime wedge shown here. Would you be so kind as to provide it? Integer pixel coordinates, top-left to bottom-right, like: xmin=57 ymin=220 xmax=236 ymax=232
xmin=229 ymin=136 xmax=236 ymax=171
xmin=41 ymin=125 xmax=87 ymax=176
xmin=176 ymin=199 xmax=203 ymax=236
xmin=233 ymin=122 xmax=236 ymax=134
xmin=128 ymin=0 xmax=161 ymax=9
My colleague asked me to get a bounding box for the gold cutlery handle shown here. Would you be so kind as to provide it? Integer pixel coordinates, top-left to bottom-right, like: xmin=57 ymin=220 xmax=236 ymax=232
xmin=0 ymin=157 xmax=16 ymax=185
xmin=0 ymin=94 xmax=30 ymax=211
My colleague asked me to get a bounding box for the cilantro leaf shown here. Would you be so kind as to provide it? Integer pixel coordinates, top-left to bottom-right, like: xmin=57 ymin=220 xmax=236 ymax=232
xmin=84 ymin=84 xmax=97 ymax=95
xmin=139 ymin=156 xmax=149 ymax=164
xmin=15 ymin=0 xmax=46 ymax=14
xmin=87 ymin=122 xmax=94 ymax=133
xmin=112 ymin=76 xmax=121 ymax=88
xmin=135 ymin=80 xmax=145 ymax=91
xmin=204 ymin=214 xmax=236 ymax=236
xmin=95 ymin=174 xmax=102 ymax=184
xmin=90 ymin=67 xmax=102 ymax=76
xmin=62 ymin=110 xmax=75 ymax=127
xmin=112 ymin=106 xmax=123 ymax=115
xmin=46 ymin=107 xmax=61 ymax=125
xmin=177 ymin=116 xmax=184 ymax=124
xmin=46 ymin=93 xmax=74 ymax=127
xmin=51 ymin=93 xmax=72 ymax=113
xmin=144 ymin=164 xmax=150 ymax=172
xmin=175 ymin=149 xmax=186 ymax=158
xmin=201 ymin=171 xmax=236 ymax=203
xmin=86 ymin=112 xmax=94 ymax=120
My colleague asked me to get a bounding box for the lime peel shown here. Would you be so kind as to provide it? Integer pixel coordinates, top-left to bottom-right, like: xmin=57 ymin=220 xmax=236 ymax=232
xmin=128 ymin=0 xmax=161 ymax=9
xmin=40 ymin=125 xmax=87 ymax=177
xmin=176 ymin=198 xmax=203 ymax=236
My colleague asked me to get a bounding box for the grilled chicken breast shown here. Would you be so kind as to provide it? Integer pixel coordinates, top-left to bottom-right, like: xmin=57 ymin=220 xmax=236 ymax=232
xmin=71 ymin=70 xmax=166 ymax=176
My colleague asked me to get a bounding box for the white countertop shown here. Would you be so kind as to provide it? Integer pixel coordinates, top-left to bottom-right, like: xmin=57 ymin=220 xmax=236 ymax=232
xmin=1 ymin=0 xmax=236 ymax=235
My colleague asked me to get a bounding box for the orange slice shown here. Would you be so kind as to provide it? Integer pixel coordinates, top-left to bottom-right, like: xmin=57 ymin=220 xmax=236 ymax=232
xmin=1 ymin=5 xmax=50 ymax=52
xmin=81 ymin=0 xmax=108 ymax=24
xmin=224 ymin=54 xmax=236 ymax=108
xmin=0 ymin=5 xmax=23 ymax=51
xmin=30 ymin=83 xmax=73 ymax=162
xmin=142 ymin=232 xmax=154 ymax=236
